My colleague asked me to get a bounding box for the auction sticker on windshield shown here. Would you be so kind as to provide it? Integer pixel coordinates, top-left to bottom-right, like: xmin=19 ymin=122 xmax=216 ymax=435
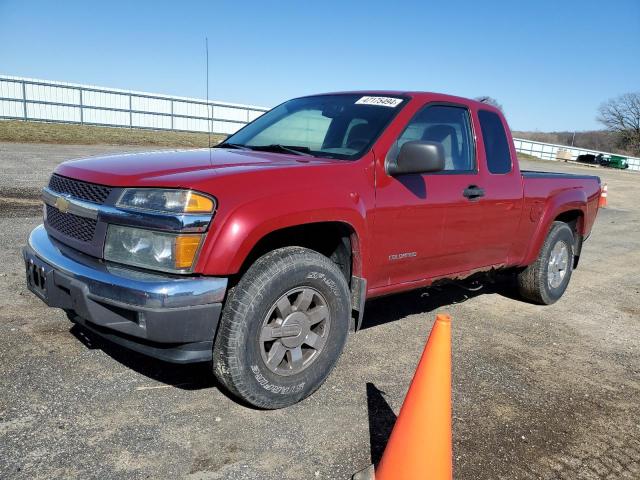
xmin=355 ymin=96 xmax=403 ymax=107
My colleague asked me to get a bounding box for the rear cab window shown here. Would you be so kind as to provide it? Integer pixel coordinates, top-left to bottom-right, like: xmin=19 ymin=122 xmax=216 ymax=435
xmin=478 ymin=110 xmax=512 ymax=174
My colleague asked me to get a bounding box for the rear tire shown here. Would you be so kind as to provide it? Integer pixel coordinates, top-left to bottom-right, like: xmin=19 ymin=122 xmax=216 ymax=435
xmin=212 ymin=247 xmax=351 ymax=409
xmin=517 ymin=221 xmax=574 ymax=305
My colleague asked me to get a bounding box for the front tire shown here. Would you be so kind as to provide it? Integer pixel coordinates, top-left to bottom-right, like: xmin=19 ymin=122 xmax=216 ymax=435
xmin=517 ymin=221 xmax=575 ymax=305
xmin=213 ymin=247 xmax=351 ymax=409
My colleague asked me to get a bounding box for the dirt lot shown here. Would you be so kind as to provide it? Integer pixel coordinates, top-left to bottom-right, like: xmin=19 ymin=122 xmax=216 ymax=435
xmin=0 ymin=143 xmax=638 ymax=479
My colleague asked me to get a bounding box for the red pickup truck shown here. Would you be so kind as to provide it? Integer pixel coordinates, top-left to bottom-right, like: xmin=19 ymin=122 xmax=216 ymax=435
xmin=24 ymin=92 xmax=601 ymax=408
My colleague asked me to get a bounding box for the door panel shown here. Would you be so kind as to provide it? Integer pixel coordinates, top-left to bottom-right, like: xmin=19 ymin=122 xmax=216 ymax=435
xmin=369 ymin=174 xmax=445 ymax=287
xmin=370 ymin=103 xmax=485 ymax=288
xmin=474 ymin=109 xmax=524 ymax=266
xmin=437 ymin=174 xmax=485 ymax=271
xmin=474 ymin=174 xmax=523 ymax=266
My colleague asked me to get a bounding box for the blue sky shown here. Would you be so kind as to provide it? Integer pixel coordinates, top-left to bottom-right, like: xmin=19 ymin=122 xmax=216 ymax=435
xmin=0 ymin=0 xmax=638 ymax=131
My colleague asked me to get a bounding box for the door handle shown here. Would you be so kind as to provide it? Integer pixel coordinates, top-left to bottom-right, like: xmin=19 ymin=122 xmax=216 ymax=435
xmin=463 ymin=185 xmax=485 ymax=200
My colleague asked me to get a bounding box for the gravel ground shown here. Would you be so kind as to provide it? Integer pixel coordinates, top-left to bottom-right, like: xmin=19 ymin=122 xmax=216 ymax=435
xmin=0 ymin=143 xmax=638 ymax=479
xmin=0 ymin=143 xmax=172 ymax=198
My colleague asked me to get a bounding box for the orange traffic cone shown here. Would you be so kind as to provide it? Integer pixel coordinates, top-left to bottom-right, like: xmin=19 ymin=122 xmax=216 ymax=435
xmin=599 ymin=183 xmax=608 ymax=208
xmin=375 ymin=313 xmax=453 ymax=480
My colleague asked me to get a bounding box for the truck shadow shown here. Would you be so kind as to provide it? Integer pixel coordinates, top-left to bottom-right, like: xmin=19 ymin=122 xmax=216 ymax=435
xmin=67 ymin=276 xmax=521 ymax=392
xmin=69 ymin=324 xmax=220 ymax=391
xmin=361 ymin=279 xmax=521 ymax=464
xmin=360 ymin=275 xmax=520 ymax=330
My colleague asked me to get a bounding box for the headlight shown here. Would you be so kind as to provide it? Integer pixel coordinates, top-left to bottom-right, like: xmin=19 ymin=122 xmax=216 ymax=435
xmin=104 ymin=225 xmax=203 ymax=273
xmin=117 ymin=189 xmax=215 ymax=214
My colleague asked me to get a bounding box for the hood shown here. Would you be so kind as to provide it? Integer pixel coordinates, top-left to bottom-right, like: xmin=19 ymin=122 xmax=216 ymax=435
xmin=54 ymin=148 xmax=332 ymax=187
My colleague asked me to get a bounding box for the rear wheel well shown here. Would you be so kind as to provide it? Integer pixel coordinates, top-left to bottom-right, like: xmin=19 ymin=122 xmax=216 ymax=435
xmin=236 ymin=222 xmax=356 ymax=285
xmin=554 ymin=210 xmax=583 ymax=234
xmin=553 ymin=210 xmax=584 ymax=267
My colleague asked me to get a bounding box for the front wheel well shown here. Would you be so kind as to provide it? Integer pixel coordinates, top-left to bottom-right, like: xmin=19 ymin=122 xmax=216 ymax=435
xmin=236 ymin=222 xmax=357 ymax=285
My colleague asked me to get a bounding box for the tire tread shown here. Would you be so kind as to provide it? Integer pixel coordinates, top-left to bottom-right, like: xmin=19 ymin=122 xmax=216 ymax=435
xmin=517 ymin=221 xmax=574 ymax=305
xmin=212 ymin=246 xmax=350 ymax=408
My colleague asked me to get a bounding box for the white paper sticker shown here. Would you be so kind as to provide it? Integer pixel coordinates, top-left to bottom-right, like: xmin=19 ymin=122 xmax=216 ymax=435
xmin=355 ymin=96 xmax=403 ymax=108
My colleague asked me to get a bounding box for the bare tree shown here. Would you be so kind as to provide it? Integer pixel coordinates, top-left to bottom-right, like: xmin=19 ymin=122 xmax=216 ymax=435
xmin=474 ymin=96 xmax=503 ymax=111
xmin=597 ymin=93 xmax=640 ymax=155
xmin=512 ymin=130 xmax=625 ymax=155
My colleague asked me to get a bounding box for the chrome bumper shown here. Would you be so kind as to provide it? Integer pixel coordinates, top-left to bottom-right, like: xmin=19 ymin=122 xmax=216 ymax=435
xmin=23 ymin=225 xmax=228 ymax=363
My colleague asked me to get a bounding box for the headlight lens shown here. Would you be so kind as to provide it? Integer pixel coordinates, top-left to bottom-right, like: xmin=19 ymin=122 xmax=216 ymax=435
xmin=117 ymin=189 xmax=215 ymax=214
xmin=104 ymin=225 xmax=203 ymax=273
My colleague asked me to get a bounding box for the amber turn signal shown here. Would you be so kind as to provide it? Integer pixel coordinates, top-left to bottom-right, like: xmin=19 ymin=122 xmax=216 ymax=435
xmin=185 ymin=192 xmax=215 ymax=213
xmin=174 ymin=235 xmax=203 ymax=269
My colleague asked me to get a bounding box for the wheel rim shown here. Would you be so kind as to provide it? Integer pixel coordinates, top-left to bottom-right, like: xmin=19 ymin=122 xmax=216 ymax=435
xmin=547 ymin=241 xmax=569 ymax=289
xmin=259 ymin=287 xmax=331 ymax=376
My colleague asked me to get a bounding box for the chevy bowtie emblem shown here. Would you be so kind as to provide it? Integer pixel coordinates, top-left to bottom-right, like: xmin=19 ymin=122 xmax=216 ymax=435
xmin=55 ymin=196 xmax=70 ymax=213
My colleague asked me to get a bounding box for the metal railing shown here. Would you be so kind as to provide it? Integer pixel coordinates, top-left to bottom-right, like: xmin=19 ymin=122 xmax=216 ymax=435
xmin=0 ymin=75 xmax=269 ymax=135
xmin=513 ymin=137 xmax=640 ymax=172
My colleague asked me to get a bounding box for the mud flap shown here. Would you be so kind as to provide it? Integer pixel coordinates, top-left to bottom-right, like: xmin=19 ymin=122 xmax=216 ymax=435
xmin=350 ymin=275 xmax=367 ymax=331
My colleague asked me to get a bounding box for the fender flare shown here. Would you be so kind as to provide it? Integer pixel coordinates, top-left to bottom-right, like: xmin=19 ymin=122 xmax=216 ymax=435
xmin=520 ymin=189 xmax=587 ymax=266
xmin=198 ymin=197 xmax=368 ymax=277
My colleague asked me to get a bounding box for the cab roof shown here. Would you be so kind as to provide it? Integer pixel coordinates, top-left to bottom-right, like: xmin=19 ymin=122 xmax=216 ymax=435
xmin=301 ymin=90 xmax=498 ymax=111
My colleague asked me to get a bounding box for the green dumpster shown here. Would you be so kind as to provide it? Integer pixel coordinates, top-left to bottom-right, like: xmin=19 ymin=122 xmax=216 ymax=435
xmin=609 ymin=155 xmax=629 ymax=169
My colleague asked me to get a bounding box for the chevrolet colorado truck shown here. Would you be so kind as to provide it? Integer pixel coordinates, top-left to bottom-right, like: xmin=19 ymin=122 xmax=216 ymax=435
xmin=23 ymin=92 xmax=601 ymax=408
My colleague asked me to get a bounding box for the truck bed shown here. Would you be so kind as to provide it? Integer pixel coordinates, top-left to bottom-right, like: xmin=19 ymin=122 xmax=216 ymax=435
xmin=521 ymin=170 xmax=601 ymax=182
xmin=519 ymin=170 xmax=602 ymax=260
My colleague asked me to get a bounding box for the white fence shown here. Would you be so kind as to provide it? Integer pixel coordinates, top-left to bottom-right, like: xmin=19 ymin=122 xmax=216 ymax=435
xmin=1 ymin=75 xmax=638 ymax=172
xmin=0 ymin=75 xmax=268 ymax=135
xmin=513 ymin=137 xmax=640 ymax=172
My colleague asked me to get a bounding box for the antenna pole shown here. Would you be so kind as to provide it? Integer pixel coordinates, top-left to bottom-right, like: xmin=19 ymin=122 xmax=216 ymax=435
xmin=206 ymin=37 xmax=212 ymax=155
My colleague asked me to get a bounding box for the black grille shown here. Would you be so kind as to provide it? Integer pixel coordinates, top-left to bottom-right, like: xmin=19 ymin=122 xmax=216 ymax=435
xmin=46 ymin=205 xmax=97 ymax=242
xmin=48 ymin=174 xmax=112 ymax=204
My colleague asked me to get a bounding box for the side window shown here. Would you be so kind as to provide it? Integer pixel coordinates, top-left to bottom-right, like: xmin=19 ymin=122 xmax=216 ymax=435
xmin=478 ymin=110 xmax=512 ymax=174
xmin=395 ymin=105 xmax=474 ymax=172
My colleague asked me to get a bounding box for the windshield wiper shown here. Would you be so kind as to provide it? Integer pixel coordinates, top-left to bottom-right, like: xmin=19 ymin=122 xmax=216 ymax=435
xmin=215 ymin=142 xmax=251 ymax=150
xmin=247 ymin=144 xmax=313 ymax=156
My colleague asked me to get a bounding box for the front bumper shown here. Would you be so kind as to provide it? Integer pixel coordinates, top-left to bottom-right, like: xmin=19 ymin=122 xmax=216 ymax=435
xmin=23 ymin=225 xmax=227 ymax=363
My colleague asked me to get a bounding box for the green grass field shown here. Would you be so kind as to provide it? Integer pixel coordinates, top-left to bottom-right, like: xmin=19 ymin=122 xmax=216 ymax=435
xmin=0 ymin=120 xmax=225 ymax=148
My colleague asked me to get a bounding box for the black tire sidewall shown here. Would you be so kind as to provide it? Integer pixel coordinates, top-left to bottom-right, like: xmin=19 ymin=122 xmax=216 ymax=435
xmin=224 ymin=250 xmax=350 ymax=407
xmin=539 ymin=224 xmax=574 ymax=303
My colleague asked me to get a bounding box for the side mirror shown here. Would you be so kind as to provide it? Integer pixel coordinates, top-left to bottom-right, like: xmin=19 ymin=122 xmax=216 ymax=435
xmin=387 ymin=141 xmax=445 ymax=175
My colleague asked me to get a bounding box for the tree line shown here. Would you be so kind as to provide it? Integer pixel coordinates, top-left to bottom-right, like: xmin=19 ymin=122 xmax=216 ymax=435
xmin=510 ymin=130 xmax=626 ymax=155
xmin=597 ymin=93 xmax=640 ymax=156
xmin=478 ymin=93 xmax=640 ymax=157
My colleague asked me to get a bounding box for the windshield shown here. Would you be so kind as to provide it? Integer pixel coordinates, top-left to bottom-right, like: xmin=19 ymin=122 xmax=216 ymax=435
xmin=219 ymin=94 xmax=408 ymax=160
